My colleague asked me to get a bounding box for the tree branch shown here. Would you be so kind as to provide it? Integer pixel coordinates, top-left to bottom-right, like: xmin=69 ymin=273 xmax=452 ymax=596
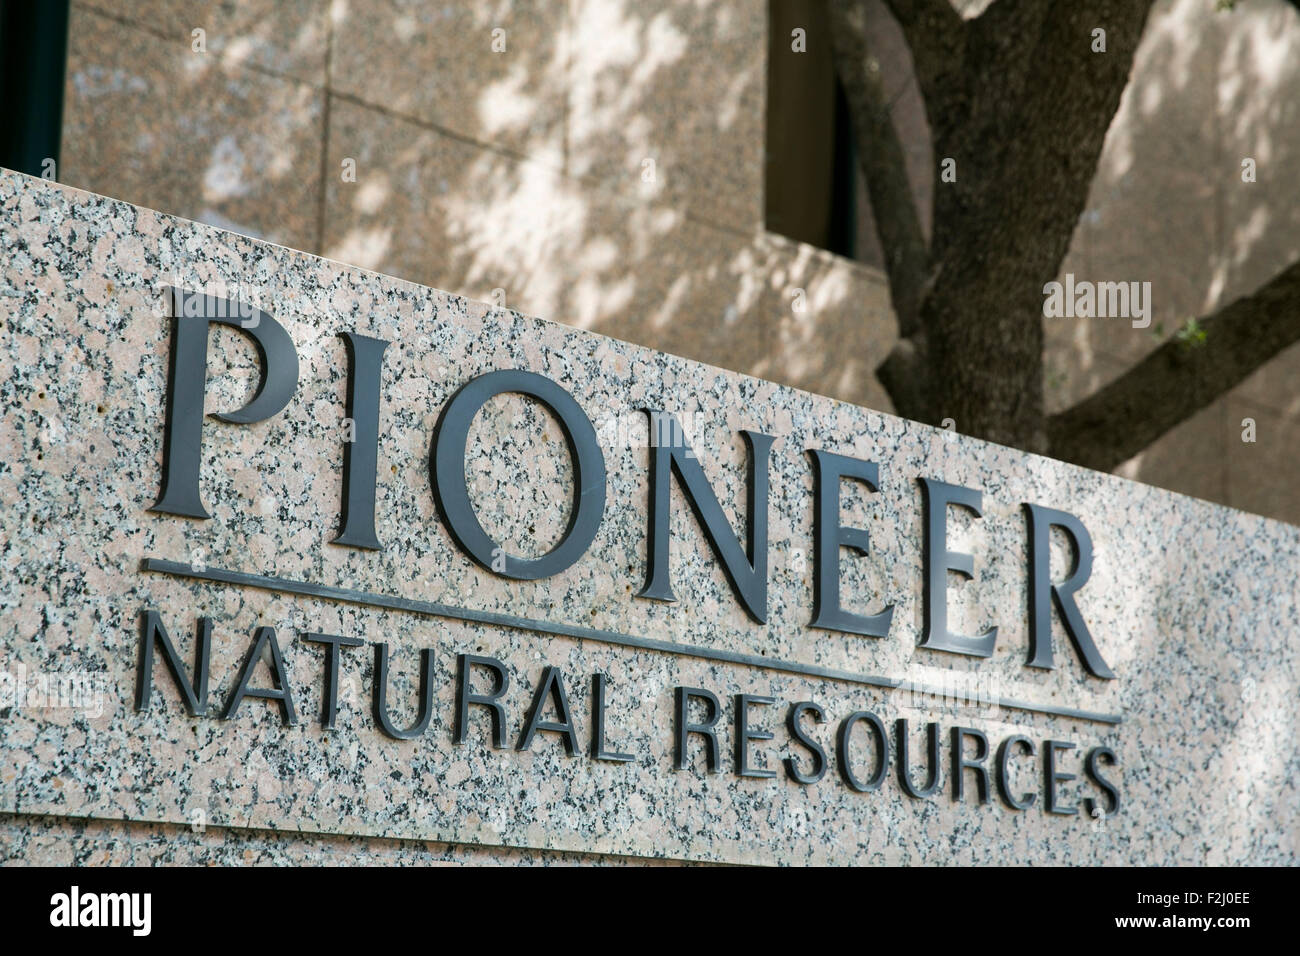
xmin=1049 ymin=258 xmax=1300 ymax=472
xmin=877 ymin=0 xmax=965 ymax=118
xmin=879 ymin=0 xmax=962 ymax=28
xmin=826 ymin=0 xmax=930 ymax=336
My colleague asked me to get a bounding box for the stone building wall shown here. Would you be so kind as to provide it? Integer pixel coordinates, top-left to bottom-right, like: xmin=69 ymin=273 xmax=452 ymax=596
xmin=56 ymin=0 xmax=1300 ymax=523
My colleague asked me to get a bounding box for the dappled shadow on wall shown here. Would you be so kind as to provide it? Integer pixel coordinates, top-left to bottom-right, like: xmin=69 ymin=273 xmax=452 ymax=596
xmin=320 ymin=0 xmax=895 ymax=413
xmin=1042 ymin=0 xmax=1300 ymax=521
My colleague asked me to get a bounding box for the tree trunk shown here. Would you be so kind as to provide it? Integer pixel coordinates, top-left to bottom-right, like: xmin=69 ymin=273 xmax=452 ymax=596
xmin=839 ymin=0 xmax=1300 ymax=469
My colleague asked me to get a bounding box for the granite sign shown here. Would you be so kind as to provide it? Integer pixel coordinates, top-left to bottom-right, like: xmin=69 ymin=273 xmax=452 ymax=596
xmin=2 ymin=171 xmax=1296 ymax=865
xmin=140 ymin=284 xmax=1121 ymax=816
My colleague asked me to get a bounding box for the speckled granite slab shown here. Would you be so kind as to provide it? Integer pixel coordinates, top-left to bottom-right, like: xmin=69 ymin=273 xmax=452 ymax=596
xmin=1 ymin=170 xmax=1296 ymax=865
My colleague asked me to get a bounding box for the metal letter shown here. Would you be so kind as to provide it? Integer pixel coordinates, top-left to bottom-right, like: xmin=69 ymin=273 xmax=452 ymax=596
xmin=784 ymin=701 xmax=827 ymax=785
xmin=896 ymin=718 xmax=942 ymax=798
xmin=1083 ymin=746 xmax=1121 ymax=818
xmin=453 ymin=653 xmax=509 ymax=748
xmin=996 ymin=735 xmax=1037 ymax=810
xmin=733 ymin=693 xmax=777 ymax=778
xmin=673 ymin=686 xmax=722 ymax=772
xmin=372 ymin=642 xmax=435 ymax=740
xmin=1023 ymin=503 xmax=1115 ymax=678
xmin=517 ymin=665 xmax=580 ymax=755
xmin=836 ymin=710 xmax=888 ymax=792
xmin=333 ymin=332 xmax=389 ymax=550
xmin=808 ymin=450 xmax=894 ymax=637
xmin=303 ymin=632 xmax=362 ymax=729
xmin=135 ymin=609 xmax=210 ymax=716
xmin=152 ymin=287 xmax=299 ymax=519
xmin=951 ymin=725 xmax=990 ymax=804
xmin=432 ymin=370 xmax=606 ymax=579
xmin=918 ymin=477 xmax=997 ymax=657
xmin=1044 ymin=739 xmax=1078 ymax=815
xmin=223 ymin=626 xmax=297 ymax=725
xmin=590 ymin=673 xmax=633 ymax=762
xmin=639 ymin=411 xmax=775 ymax=623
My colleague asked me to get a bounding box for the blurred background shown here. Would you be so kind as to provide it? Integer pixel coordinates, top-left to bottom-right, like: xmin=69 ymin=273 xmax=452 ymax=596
xmin=8 ymin=0 xmax=1300 ymax=522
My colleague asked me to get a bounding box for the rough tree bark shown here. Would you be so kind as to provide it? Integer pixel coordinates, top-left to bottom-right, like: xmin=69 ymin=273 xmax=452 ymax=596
xmin=830 ymin=0 xmax=1300 ymax=468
